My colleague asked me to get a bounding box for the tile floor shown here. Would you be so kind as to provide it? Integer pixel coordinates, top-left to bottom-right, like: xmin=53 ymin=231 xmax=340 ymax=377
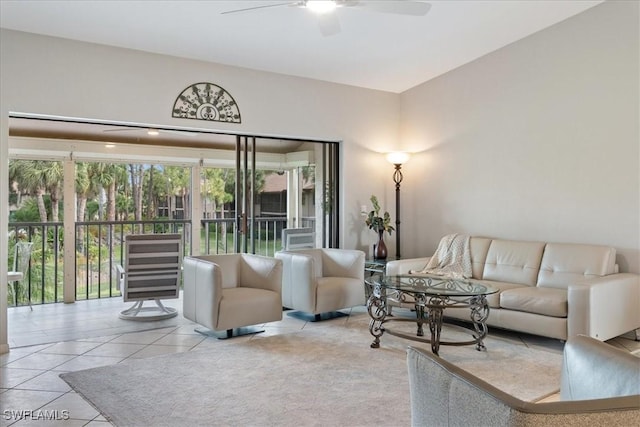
xmin=2 ymin=297 xmax=639 ymax=426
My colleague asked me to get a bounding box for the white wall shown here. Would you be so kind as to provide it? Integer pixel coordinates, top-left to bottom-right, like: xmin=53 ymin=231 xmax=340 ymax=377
xmin=0 ymin=29 xmax=400 ymax=352
xmin=0 ymin=28 xmax=400 ymax=244
xmin=398 ymin=1 xmax=639 ymax=273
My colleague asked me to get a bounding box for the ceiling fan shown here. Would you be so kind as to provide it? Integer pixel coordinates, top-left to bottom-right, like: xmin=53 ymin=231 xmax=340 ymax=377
xmin=221 ymin=1 xmax=432 ymax=36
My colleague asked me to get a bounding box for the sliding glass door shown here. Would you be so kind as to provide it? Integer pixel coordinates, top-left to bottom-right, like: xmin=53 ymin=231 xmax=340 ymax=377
xmin=201 ymin=136 xmax=339 ymax=256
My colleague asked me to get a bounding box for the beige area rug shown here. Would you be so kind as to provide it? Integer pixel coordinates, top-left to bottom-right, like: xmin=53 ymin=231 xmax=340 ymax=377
xmin=61 ymin=320 xmax=563 ymax=427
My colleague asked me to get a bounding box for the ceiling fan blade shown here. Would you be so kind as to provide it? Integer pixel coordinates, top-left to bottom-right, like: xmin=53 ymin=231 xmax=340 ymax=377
xmin=221 ymin=2 xmax=295 ymax=15
xmin=102 ymin=128 xmax=138 ymax=133
xmin=103 ymin=128 xmax=195 ymax=137
xmin=363 ymin=1 xmax=431 ymax=16
xmin=317 ymin=12 xmax=341 ymax=36
xmin=162 ymin=129 xmax=197 ymax=137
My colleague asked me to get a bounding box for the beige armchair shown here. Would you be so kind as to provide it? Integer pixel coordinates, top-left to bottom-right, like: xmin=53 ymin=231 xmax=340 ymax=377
xmin=275 ymin=248 xmax=365 ymax=321
xmin=182 ymin=254 xmax=283 ymax=339
xmin=407 ymin=335 xmax=640 ymax=426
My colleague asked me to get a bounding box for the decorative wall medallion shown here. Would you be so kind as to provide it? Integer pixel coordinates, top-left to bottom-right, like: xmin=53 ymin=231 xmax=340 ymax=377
xmin=172 ymin=82 xmax=241 ymax=123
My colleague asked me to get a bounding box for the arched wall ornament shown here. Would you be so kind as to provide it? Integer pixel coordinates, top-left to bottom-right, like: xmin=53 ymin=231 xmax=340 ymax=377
xmin=172 ymin=82 xmax=241 ymax=123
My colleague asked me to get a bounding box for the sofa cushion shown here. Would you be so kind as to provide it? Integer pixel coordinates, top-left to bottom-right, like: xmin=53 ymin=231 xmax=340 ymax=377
xmin=500 ymin=287 xmax=567 ymax=317
xmin=477 ymin=280 xmax=526 ymax=308
xmin=469 ymin=237 xmax=492 ymax=279
xmin=482 ymin=240 xmax=545 ymax=286
xmin=537 ymin=243 xmax=617 ymax=289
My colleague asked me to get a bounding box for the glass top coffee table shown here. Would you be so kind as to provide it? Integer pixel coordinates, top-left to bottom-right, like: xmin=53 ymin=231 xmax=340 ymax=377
xmin=367 ymin=274 xmax=498 ymax=355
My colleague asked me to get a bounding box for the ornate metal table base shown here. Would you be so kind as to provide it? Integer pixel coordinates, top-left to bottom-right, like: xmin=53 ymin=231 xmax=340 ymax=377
xmin=367 ymin=281 xmax=492 ymax=356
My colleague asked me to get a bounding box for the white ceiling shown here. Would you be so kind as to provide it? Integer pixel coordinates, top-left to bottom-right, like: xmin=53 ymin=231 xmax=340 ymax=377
xmin=1 ymin=0 xmax=603 ymax=93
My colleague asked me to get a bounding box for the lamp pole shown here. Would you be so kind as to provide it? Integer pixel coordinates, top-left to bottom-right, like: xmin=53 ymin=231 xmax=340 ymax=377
xmin=392 ymin=163 xmax=403 ymax=259
xmin=386 ymin=152 xmax=410 ymax=260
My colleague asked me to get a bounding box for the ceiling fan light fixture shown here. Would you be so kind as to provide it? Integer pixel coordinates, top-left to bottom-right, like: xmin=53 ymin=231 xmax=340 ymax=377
xmin=305 ymin=0 xmax=337 ymax=14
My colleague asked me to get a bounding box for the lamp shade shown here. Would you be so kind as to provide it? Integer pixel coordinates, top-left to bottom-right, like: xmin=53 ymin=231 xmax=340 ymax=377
xmin=386 ymin=152 xmax=410 ymax=165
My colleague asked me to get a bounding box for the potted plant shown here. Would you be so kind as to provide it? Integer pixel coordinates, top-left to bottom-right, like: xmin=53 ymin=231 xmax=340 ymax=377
xmin=365 ymin=195 xmax=394 ymax=260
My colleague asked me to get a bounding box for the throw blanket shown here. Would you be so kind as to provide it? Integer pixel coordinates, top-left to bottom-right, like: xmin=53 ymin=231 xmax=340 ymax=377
xmin=412 ymin=233 xmax=472 ymax=279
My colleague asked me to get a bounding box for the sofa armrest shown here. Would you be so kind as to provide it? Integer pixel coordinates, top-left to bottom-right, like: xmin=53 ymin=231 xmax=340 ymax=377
xmin=407 ymin=346 xmax=640 ymax=427
xmin=182 ymin=256 xmax=223 ymax=330
xmin=275 ymin=251 xmax=317 ymax=312
xmin=568 ymin=273 xmax=640 ymax=340
xmin=386 ymin=257 xmax=431 ymax=276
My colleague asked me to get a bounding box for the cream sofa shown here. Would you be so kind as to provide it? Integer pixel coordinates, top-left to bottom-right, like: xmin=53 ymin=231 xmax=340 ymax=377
xmin=387 ymin=237 xmax=640 ymax=341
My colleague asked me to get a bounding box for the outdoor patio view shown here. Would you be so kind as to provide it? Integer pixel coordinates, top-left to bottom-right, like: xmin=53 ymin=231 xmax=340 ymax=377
xmin=7 ymin=159 xmax=316 ymax=308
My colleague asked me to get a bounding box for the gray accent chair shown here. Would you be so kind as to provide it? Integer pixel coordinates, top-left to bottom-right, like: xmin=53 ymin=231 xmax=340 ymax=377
xmin=281 ymin=227 xmax=316 ymax=250
xmin=407 ymin=335 xmax=640 ymax=426
xmin=275 ymin=248 xmax=365 ymax=321
xmin=182 ymin=254 xmax=283 ymax=339
xmin=117 ymin=234 xmax=182 ymax=321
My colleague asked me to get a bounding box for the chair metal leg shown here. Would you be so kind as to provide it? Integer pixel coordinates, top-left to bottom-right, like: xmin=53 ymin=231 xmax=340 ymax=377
xmin=119 ymin=299 xmax=178 ymax=321
xmin=286 ymin=310 xmax=349 ymax=322
xmin=194 ymin=326 xmax=265 ymax=340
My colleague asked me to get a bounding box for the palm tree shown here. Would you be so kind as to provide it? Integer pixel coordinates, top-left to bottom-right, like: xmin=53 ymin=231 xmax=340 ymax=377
xmin=11 ymin=160 xmax=63 ymax=222
xmin=44 ymin=162 xmax=64 ymax=222
xmin=202 ymin=168 xmax=232 ymax=219
xmin=89 ymin=163 xmax=115 ymax=220
xmin=146 ymin=165 xmax=155 ymax=218
xmin=23 ymin=161 xmax=46 ymax=220
xmin=166 ymin=166 xmax=191 ymax=220
xmin=105 ymin=165 xmax=120 ymax=223
xmin=111 ymin=165 xmax=130 ymax=220
xmin=8 ymin=159 xmax=29 ymax=209
xmin=129 ymin=164 xmax=144 ymax=223
xmin=75 ymin=162 xmax=91 ymax=250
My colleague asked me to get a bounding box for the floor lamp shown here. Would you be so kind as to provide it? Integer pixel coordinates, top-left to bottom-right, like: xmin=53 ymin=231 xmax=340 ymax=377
xmin=386 ymin=152 xmax=410 ymax=259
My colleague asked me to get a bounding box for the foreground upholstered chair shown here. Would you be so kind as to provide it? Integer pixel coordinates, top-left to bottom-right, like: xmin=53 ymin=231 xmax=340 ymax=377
xmin=182 ymin=254 xmax=283 ymax=338
xmin=275 ymin=248 xmax=365 ymax=321
xmin=407 ymin=335 xmax=640 ymax=426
